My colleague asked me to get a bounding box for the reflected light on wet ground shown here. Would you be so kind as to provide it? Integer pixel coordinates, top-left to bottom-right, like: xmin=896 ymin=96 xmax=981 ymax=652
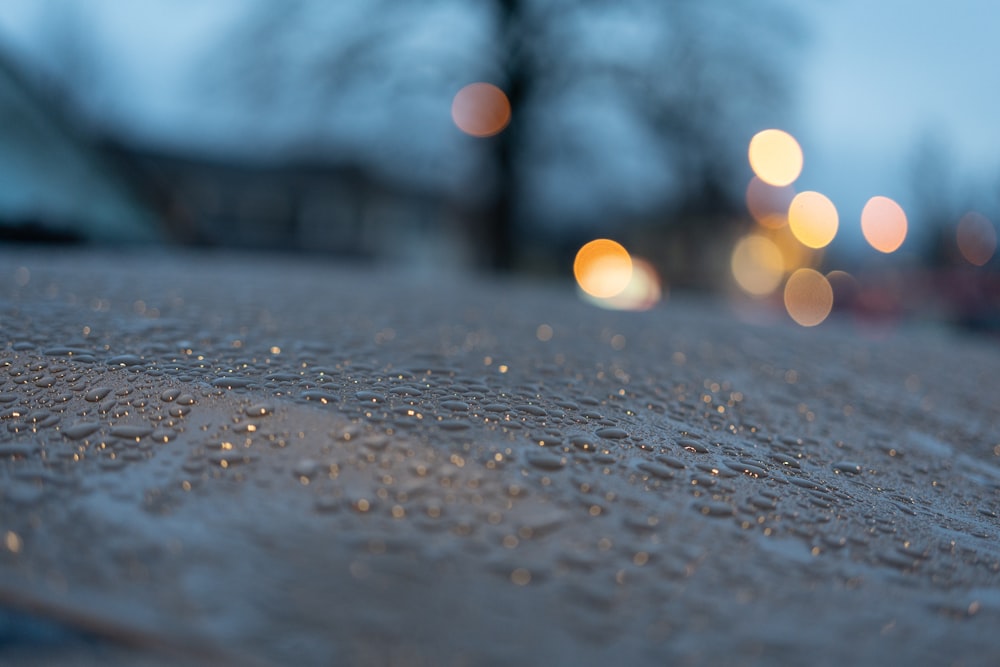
xmin=582 ymin=257 xmax=662 ymax=311
xmin=748 ymin=129 xmax=803 ymax=187
xmin=745 ymin=177 xmax=795 ymax=229
xmin=861 ymin=196 xmax=908 ymax=253
xmin=731 ymin=234 xmax=784 ymax=296
xmin=574 ymin=239 xmax=634 ymax=299
xmin=956 ymin=211 xmax=997 ymax=266
xmin=451 ymin=83 xmax=511 ymax=138
xmin=788 ymin=191 xmax=838 ymax=249
xmin=784 ymin=268 xmax=833 ymax=327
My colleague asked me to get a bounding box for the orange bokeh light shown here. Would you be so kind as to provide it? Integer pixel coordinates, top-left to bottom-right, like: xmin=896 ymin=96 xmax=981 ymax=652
xmin=586 ymin=257 xmax=663 ymax=311
xmin=451 ymin=83 xmax=511 ymax=138
xmin=748 ymin=129 xmax=803 ymax=187
xmin=731 ymin=233 xmax=784 ymax=296
xmin=956 ymin=211 xmax=997 ymax=266
xmin=745 ymin=177 xmax=795 ymax=229
xmin=861 ymin=196 xmax=907 ymax=253
xmin=788 ymin=191 xmax=838 ymax=249
xmin=574 ymin=239 xmax=633 ymax=299
xmin=784 ymin=268 xmax=833 ymax=327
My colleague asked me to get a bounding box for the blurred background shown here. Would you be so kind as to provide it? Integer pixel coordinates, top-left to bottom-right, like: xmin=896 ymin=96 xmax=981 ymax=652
xmin=0 ymin=0 xmax=996 ymax=330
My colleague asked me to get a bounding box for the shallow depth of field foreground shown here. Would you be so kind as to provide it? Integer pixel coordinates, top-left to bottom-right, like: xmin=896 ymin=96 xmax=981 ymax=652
xmin=1 ymin=248 xmax=999 ymax=666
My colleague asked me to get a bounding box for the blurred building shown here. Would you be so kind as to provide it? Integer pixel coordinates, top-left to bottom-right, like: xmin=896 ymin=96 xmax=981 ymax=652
xmin=0 ymin=50 xmax=161 ymax=243
xmin=0 ymin=48 xmax=480 ymax=267
xmin=109 ymin=146 xmax=480 ymax=268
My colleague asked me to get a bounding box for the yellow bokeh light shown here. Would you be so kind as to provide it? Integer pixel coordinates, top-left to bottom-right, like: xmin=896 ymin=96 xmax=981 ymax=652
xmin=583 ymin=257 xmax=662 ymax=311
xmin=748 ymin=129 xmax=803 ymax=187
xmin=784 ymin=268 xmax=833 ymax=327
xmin=788 ymin=191 xmax=838 ymax=249
xmin=731 ymin=234 xmax=784 ymax=296
xmin=574 ymin=239 xmax=633 ymax=299
xmin=451 ymin=83 xmax=511 ymax=138
xmin=956 ymin=211 xmax=997 ymax=266
xmin=861 ymin=196 xmax=907 ymax=253
xmin=745 ymin=177 xmax=795 ymax=229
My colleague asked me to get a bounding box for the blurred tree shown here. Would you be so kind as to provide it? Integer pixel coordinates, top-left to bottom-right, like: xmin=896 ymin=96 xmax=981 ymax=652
xmin=909 ymin=133 xmax=959 ymax=266
xmin=216 ymin=0 xmax=800 ymax=271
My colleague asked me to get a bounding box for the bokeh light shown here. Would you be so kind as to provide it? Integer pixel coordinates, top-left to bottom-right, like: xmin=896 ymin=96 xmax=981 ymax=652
xmin=784 ymin=268 xmax=834 ymax=327
xmin=748 ymin=129 xmax=803 ymax=187
xmin=861 ymin=196 xmax=907 ymax=253
xmin=585 ymin=257 xmax=663 ymax=311
xmin=574 ymin=239 xmax=633 ymax=299
xmin=731 ymin=234 xmax=784 ymax=296
xmin=451 ymin=83 xmax=511 ymax=138
xmin=788 ymin=191 xmax=838 ymax=249
xmin=956 ymin=211 xmax=997 ymax=266
xmin=745 ymin=177 xmax=795 ymax=229
xmin=767 ymin=224 xmax=817 ymax=274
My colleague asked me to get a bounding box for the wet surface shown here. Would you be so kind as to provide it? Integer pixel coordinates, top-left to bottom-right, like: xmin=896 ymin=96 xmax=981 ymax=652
xmin=1 ymin=248 xmax=999 ymax=665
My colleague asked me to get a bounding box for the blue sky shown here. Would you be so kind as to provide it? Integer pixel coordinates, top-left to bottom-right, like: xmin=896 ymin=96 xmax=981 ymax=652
xmin=0 ymin=0 xmax=997 ymax=244
xmin=793 ymin=0 xmax=1000 ymax=246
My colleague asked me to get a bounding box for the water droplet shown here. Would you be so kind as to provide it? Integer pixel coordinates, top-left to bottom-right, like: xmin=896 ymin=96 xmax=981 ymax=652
xmin=211 ymin=376 xmax=255 ymax=389
xmin=293 ymin=459 xmax=319 ymax=478
xmin=525 ymin=449 xmax=566 ymax=471
xmin=389 ymin=385 xmax=423 ymax=397
xmin=724 ymin=461 xmax=769 ymax=479
xmin=175 ymin=393 xmax=197 ymax=406
xmin=150 ymin=427 xmax=174 ymax=444
xmin=85 ymin=386 xmax=113 ymax=402
xmin=771 ymin=454 xmax=802 ymax=469
xmin=62 ymin=421 xmax=101 ymax=440
xmin=636 ymin=461 xmax=676 ymax=480
xmin=438 ymin=420 xmax=470 ymax=431
xmin=301 ymin=390 xmax=339 ymax=404
xmin=107 ymin=354 xmax=145 ymax=367
xmin=160 ymin=388 xmax=181 ymax=402
xmin=109 ymin=425 xmax=153 ymax=441
xmin=678 ymin=439 xmax=709 ymax=454
xmin=595 ymin=427 xmax=628 ymax=440
xmin=245 ymin=403 xmax=275 ymax=418
xmin=694 ymin=501 xmax=734 ymax=518
xmin=832 ymin=461 xmax=863 ymax=475
xmin=0 ymin=443 xmax=35 ymax=459
xmin=655 ymin=455 xmax=686 ymax=470
xmin=786 ymin=476 xmax=821 ymax=490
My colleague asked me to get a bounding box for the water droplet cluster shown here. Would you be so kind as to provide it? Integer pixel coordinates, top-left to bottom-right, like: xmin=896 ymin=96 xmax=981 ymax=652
xmin=1 ymin=250 xmax=998 ymax=664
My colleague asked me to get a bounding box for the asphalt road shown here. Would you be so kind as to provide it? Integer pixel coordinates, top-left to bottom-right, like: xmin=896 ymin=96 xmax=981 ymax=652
xmin=1 ymin=247 xmax=999 ymax=666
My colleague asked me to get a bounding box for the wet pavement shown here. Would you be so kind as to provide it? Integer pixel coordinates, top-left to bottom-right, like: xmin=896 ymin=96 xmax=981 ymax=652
xmin=1 ymin=247 xmax=999 ymax=666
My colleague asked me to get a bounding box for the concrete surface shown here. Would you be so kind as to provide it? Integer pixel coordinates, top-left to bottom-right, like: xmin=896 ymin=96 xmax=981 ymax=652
xmin=0 ymin=248 xmax=998 ymax=666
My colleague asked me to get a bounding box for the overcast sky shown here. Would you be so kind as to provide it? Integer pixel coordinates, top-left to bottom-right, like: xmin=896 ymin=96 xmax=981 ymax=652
xmin=0 ymin=0 xmax=997 ymax=245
